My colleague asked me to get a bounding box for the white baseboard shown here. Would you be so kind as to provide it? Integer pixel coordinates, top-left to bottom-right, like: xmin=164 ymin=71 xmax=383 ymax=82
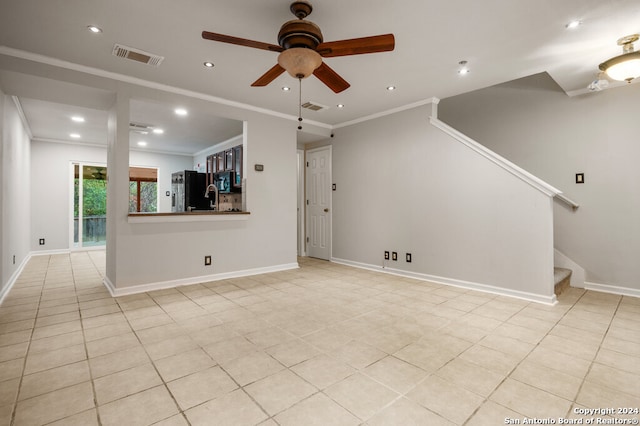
xmin=331 ymin=257 xmax=558 ymax=305
xmin=0 ymin=254 xmax=32 ymax=305
xmin=103 ymin=262 xmax=300 ymax=297
xmin=30 ymin=248 xmax=71 ymax=256
xmin=102 ymin=276 xmax=116 ymax=297
xmin=584 ymin=281 xmax=640 ymax=299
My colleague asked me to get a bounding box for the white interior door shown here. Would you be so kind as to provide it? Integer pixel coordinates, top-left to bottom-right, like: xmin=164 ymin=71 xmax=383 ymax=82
xmin=306 ymin=146 xmax=331 ymax=260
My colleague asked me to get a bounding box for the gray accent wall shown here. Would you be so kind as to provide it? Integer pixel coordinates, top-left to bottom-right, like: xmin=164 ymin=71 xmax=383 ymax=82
xmin=439 ymin=73 xmax=640 ymax=293
xmin=327 ymin=103 xmax=556 ymax=301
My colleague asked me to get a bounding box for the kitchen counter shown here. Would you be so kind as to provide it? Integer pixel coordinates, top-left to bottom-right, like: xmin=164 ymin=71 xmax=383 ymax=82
xmin=128 ymin=211 xmax=250 ymax=223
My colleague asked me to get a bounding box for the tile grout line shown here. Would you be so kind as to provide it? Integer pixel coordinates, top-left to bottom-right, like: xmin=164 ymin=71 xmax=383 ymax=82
xmin=568 ymin=293 xmax=624 ymax=419
xmin=73 ymin=252 xmax=105 ymax=426
xmin=459 ymin=289 xmax=587 ymax=425
xmin=113 ymin=287 xmax=193 ymax=426
xmin=9 ymin=255 xmax=50 ymax=426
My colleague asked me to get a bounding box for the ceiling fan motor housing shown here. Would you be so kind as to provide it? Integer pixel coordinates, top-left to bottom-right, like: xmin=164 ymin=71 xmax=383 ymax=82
xmin=278 ymin=19 xmax=323 ymax=49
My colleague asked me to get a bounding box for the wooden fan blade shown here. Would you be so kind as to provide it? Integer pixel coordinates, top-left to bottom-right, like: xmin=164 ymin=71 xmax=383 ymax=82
xmin=313 ymin=62 xmax=350 ymax=93
xmin=202 ymin=31 xmax=283 ymax=53
xmin=251 ymin=64 xmax=286 ymax=87
xmin=317 ymin=34 xmax=395 ymax=58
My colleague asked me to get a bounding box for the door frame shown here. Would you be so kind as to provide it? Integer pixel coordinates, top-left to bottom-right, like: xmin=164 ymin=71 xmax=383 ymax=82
xmin=305 ymin=145 xmax=332 ymax=260
xmin=69 ymin=161 xmax=108 ymax=251
xmin=297 ymin=149 xmax=306 ymax=257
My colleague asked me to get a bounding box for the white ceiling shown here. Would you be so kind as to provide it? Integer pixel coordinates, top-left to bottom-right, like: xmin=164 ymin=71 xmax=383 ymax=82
xmin=0 ymin=0 xmax=639 ymax=151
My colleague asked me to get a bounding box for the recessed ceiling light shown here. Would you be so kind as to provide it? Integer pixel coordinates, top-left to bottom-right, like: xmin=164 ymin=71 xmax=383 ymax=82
xmin=71 ymin=116 xmax=85 ymax=123
xmin=386 ymin=86 xmax=396 ymax=91
xmin=282 ymin=86 xmax=291 ymax=91
xmin=152 ymin=128 xmax=164 ymax=134
xmin=337 ymin=104 xmax=345 ymax=108
xmin=87 ymin=25 xmax=102 ymax=33
xmin=203 ymin=62 xmax=214 ymax=68
xmin=137 ymin=141 xmax=148 ymax=147
xmin=70 ymin=133 xmax=81 ymax=139
xmin=174 ymin=108 xmax=188 ymax=116
xmin=565 ymin=20 xmax=581 ymax=29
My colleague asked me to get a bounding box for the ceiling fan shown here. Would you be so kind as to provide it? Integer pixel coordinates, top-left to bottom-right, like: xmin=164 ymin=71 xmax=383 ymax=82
xmin=202 ymin=0 xmax=395 ymax=93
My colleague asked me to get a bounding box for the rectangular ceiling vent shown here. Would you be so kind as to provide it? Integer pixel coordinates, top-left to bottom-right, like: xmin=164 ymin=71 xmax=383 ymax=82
xmin=129 ymin=122 xmax=154 ymax=134
xmin=113 ymin=44 xmax=164 ymax=67
xmin=302 ymin=101 xmax=329 ymax=112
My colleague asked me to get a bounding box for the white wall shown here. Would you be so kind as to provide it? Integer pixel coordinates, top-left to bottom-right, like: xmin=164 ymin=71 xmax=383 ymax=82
xmin=0 ymin=91 xmax=4 ymax=293
xmin=30 ymin=141 xmax=194 ymax=252
xmin=326 ymin=103 xmax=555 ymax=301
xmin=438 ymin=73 xmax=640 ymax=294
xmin=30 ymin=141 xmax=104 ymax=251
xmin=107 ymin=87 xmax=298 ymax=290
xmin=1 ymin=93 xmax=31 ymax=295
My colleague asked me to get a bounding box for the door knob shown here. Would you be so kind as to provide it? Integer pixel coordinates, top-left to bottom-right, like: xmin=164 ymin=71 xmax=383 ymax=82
xmin=324 ymin=208 xmax=329 ymax=212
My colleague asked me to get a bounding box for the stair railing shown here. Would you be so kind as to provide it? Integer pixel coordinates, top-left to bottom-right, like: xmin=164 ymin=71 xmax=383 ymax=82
xmin=555 ymin=193 xmax=579 ymax=211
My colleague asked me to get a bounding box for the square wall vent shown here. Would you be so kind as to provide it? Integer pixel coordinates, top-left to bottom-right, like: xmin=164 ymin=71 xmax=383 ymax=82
xmin=302 ymin=101 xmax=329 ymax=112
xmin=112 ymin=44 xmax=164 ymax=67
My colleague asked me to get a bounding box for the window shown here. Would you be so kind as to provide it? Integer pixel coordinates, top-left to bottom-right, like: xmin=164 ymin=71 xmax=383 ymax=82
xmin=129 ymin=167 xmax=158 ymax=213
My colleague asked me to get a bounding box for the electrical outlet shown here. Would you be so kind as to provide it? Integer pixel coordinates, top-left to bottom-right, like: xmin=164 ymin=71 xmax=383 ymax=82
xmin=392 ymin=252 xmax=398 ymax=261
xmin=384 ymin=251 xmax=390 ymax=260
xmin=204 ymin=255 xmax=212 ymax=266
xmin=39 ymin=238 xmax=45 ymax=245
xmin=406 ymin=253 xmax=412 ymax=263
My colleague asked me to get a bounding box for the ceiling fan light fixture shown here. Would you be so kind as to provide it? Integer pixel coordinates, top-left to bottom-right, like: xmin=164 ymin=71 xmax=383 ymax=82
xmin=599 ymin=34 xmax=640 ymax=83
xmin=277 ymin=48 xmax=322 ymax=79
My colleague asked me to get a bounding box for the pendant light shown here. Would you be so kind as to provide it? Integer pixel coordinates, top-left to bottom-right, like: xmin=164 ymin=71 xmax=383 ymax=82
xmin=599 ymin=34 xmax=640 ymax=83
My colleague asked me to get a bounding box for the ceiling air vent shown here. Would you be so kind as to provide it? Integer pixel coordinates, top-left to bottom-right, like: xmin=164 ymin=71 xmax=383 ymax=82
xmin=129 ymin=121 xmax=154 ymax=134
xmin=112 ymin=44 xmax=164 ymax=67
xmin=301 ymin=101 xmax=329 ymax=112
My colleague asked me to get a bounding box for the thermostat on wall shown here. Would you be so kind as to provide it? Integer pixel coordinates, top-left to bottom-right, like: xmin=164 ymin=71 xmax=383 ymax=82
xmin=254 ymin=164 xmax=264 ymax=171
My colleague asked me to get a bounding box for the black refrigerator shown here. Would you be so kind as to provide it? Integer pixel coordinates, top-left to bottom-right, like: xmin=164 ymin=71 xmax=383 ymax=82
xmin=171 ymin=170 xmax=209 ymax=212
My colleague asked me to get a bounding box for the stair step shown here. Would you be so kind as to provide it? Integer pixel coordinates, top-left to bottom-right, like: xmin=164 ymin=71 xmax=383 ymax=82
xmin=554 ymin=267 xmax=572 ymax=296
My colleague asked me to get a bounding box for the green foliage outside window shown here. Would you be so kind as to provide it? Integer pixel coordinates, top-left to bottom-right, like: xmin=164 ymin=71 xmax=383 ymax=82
xmin=75 ymin=178 xmax=107 ymax=217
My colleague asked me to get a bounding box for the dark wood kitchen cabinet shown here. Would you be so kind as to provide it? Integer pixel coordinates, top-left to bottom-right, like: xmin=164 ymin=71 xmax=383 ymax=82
xmin=206 ymin=144 xmax=243 ymax=189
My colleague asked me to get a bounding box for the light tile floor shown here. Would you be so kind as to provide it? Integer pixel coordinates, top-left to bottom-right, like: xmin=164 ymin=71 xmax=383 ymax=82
xmin=1 ymin=252 xmax=639 ymax=425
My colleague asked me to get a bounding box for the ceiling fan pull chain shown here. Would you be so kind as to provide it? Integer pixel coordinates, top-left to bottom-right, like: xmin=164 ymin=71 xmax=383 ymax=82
xmin=298 ymin=77 xmax=303 ymax=130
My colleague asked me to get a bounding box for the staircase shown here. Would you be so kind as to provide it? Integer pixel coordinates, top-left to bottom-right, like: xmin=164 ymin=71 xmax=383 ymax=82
xmin=554 ymin=267 xmax=572 ymax=296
